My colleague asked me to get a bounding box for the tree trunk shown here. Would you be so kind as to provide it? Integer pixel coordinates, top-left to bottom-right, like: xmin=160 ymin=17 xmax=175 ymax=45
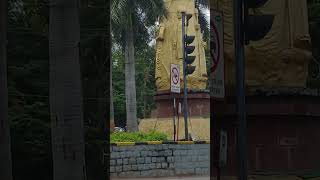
xmin=0 ymin=0 xmax=13 ymax=179
xmin=125 ymin=17 xmax=138 ymax=132
xmin=143 ymin=71 xmax=147 ymax=118
xmin=110 ymin=53 xmax=115 ymax=130
xmin=49 ymin=0 xmax=86 ymax=180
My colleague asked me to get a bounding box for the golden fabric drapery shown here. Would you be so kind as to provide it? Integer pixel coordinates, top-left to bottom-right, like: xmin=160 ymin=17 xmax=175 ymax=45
xmin=155 ymin=0 xmax=208 ymax=91
xmin=210 ymin=0 xmax=312 ymax=87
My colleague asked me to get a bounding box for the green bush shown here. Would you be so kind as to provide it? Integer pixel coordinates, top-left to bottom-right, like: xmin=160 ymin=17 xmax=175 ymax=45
xmin=110 ymin=131 xmax=168 ymax=143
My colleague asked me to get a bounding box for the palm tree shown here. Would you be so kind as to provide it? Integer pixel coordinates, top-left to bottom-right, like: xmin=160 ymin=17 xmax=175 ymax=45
xmin=0 ymin=0 xmax=13 ymax=179
xmin=49 ymin=0 xmax=86 ymax=179
xmin=110 ymin=55 xmax=115 ymax=130
xmin=111 ymin=0 xmax=166 ymax=132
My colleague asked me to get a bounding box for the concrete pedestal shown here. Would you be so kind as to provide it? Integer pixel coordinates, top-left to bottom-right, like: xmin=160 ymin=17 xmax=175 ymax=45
xmin=151 ymin=90 xmax=210 ymax=118
xmin=211 ymin=87 xmax=320 ymax=175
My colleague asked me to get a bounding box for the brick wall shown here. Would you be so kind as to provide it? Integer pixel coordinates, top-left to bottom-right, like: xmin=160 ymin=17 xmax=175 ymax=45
xmin=107 ymin=143 xmax=210 ymax=178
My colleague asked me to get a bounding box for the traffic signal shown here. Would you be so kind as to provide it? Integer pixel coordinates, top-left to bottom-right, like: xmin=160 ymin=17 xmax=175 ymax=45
xmin=185 ymin=35 xmax=196 ymax=75
xmin=244 ymin=0 xmax=274 ymax=44
xmin=184 ymin=14 xmax=196 ymax=75
xmin=186 ymin=14 xmax=192 ymax=26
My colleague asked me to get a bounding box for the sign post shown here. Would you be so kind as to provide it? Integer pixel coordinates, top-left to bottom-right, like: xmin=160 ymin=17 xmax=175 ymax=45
xmin=210 ymin=10 xmax=225 ymax=99
xmin=171 ymin=64 xmax=180 ymax=141
xmin=210 ymin=9 xmax=225 ymax=180
xmin=173 ymin=98 xmax=176 ymax=141
xmin=234 ymin=0 xmax=248 ymax=179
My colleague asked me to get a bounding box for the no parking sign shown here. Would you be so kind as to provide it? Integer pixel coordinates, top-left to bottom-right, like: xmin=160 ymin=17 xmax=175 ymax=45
xmin=170 ymin=64 xmax=180 ymax=93
xmin=210 ymin=10 xmax=225 ymax=99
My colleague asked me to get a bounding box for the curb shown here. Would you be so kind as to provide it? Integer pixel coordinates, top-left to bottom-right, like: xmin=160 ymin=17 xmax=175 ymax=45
xmin=110 ymin=140 xmax=210 ymax=146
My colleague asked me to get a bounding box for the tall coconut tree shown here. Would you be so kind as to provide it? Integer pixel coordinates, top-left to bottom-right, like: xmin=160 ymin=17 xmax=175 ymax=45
xmin=49 ymin=0 xmax=86 ymax=179
xmin=111 ymin=0 xmax=166 ymax=132
xmin=110 ymin=58 xmax=115 ymax=130
xmin=0 ymin=0 xmax=13 ymax=179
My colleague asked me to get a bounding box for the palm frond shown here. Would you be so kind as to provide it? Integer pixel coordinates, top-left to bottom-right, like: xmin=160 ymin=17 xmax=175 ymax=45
xmin=196 ymin=0 xmax=209 ymax=8
xmin=135 ymin=0 xmax=166 ymax=26
xmin=111 ymin=0 xmax=128 ymax=27
xmin=196 ymin=0 xmax=209 ymax=40
xmin=198 ymin=9 xmax=209 ymax=41
xmin=111 ymin=0 xmax=166 ymax=47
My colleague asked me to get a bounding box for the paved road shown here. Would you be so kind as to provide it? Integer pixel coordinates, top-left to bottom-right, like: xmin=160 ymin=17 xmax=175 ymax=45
xmin=111 ymin=177 xmax=210 ymax=180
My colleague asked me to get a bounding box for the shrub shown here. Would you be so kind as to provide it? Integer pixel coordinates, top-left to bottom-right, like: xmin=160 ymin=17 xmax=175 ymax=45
xmin=110 ymin=131 xmax=168 ymax=143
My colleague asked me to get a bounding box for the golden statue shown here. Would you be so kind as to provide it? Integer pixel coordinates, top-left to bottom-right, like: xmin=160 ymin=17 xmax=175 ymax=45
xmin=211 ymin=0 xmax=312 ymax=87
xmin=155 ymin=0 xmax=208 ymax=91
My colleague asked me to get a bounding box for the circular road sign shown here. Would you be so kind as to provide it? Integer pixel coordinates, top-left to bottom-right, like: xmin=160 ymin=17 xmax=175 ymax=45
xmin=172 ymin=67 xmax=179 ymax=85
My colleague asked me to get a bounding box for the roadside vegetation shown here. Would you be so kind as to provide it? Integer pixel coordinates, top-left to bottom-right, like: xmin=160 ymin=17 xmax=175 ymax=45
xmin=111 ymin=131 xmax=168 ymax=143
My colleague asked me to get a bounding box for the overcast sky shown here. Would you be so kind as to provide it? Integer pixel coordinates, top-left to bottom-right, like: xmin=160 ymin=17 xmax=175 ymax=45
xmin=203 ymin=8 xmax=210 ymax=20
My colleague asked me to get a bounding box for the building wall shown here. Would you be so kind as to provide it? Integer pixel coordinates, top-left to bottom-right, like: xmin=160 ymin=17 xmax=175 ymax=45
xmin=218 ymin=116 xmax=320 ymax=175
xmin=211 ymin=92 xmax=320 ymax=175
xmin=108 ymin=143 xmax=210 ymax=178
xmin=248 ymin=117 xmax=320 ymax=171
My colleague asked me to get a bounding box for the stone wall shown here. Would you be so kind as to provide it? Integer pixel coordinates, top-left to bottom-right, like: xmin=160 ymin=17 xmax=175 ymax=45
xmin=108 ymin=143 xmax=210 ymax=178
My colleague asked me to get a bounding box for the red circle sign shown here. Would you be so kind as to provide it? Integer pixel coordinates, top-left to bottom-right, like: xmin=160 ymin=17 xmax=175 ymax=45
xmin=172 ymin=67 xmax=179 ymax=85
xmin=211 ymin=21 xmax=220 ymax=73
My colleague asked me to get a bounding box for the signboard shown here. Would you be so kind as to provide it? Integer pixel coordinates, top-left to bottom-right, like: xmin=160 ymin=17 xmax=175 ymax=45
xmin=210 ymin=10 xmax=225 ymax=99
xmin=170 ymin=64 xmax=180 ymax=93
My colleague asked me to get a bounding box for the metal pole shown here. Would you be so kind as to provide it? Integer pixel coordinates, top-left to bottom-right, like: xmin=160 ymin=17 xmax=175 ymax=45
xmin=173 ymin=97 xmax=176 ymax=141
xmin=182 ymin=12 xmax=189 ymax=141
xmin=177 ymin=101 xmax=180 ymax=140
xmin=217 ymin=166 xmax=221 ymax=180
xmin=233 ymin=0 xmax=248 ymax=179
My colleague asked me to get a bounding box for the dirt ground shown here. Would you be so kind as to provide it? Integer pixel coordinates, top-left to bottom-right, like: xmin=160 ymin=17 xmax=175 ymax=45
xmin=138 ymin=117 xmax=210 ymax=140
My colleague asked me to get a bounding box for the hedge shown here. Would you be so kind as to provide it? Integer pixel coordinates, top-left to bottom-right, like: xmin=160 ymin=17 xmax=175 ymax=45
xmin=110 ymin=131 xmax=168 ymax=143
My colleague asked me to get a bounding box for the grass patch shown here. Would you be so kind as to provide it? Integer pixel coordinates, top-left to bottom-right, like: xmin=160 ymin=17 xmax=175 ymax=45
xmin=110 ymin=131 xmax=168 ymax=143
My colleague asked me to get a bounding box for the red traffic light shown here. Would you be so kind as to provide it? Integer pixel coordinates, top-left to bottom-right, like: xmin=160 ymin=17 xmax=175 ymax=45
xmin=185 ymin=35 xmax=195 ymax=45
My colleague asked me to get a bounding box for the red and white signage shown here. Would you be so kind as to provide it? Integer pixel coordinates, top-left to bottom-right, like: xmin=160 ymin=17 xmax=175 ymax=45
xmin=210 ymin=10 xmax=225 ymax=99
xmin=170 ymin=64 xmax=180 ymax=93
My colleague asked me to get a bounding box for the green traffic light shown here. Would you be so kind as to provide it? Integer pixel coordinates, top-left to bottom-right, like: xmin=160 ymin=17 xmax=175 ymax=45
xmin=186 ymin=65 xmax=196 ymax=75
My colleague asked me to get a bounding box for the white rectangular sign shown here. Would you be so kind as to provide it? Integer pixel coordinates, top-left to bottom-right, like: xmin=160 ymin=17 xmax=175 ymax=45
xmin=210 ymin=10 xmax=225 ymax=99
xmin=170 ymin=64 xmax=180 ymax=93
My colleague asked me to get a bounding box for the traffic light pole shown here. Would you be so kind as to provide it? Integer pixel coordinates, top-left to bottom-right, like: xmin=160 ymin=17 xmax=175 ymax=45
xmin=234 ymin=0 xmax=248 ymax=180
xmin=182 ymin=12 xmax=189 ymax=141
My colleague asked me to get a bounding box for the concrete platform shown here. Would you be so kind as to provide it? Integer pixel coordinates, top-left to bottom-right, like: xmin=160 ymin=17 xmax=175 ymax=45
xmin=138 ymin=117 xmax=210 ymax=140
xmin=111 ymin=176 xmax=210 ymax=180
xmin=152 ymin=90 xmax=210 ymax=118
